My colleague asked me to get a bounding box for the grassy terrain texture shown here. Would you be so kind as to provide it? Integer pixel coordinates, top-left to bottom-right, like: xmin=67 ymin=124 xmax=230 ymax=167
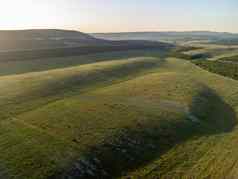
xmin=1 ymin=48 xmax=238 ymax=179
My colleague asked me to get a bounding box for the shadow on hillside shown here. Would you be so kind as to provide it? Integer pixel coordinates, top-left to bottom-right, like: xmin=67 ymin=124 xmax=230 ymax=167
xmin=50 ymin=86 xmax=236 ymax=179
xmin=0 ymin=58 xmax=167 ymax=122
xmin=189 ymin=85 xmax=236 ymax=133
xmin=0 ymin=48 xmax=168 ymax=77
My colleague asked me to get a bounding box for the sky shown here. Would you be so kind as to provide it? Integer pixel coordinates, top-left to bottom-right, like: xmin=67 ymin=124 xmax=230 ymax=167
xmin=0 ymin=0 xmax=237 ymax=33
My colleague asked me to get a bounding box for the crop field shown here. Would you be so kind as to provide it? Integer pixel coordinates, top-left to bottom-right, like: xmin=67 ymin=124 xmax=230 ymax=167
xmin=1 ymin=43 xmax=238 ymax=179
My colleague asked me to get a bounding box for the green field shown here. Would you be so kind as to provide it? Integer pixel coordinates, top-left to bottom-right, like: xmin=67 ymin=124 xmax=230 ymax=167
xmin=192 ymin=60 xmax=238 ymax=80
xmin=180 ymin=43 xmax=238 ymax=61
xmin=218 ymin=55 xmax=238 ymax=62
xmin=1 ymin=45 xmax=238 ymax=179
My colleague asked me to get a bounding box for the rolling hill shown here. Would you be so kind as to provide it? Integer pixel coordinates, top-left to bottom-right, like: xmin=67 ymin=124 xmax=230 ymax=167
xmin=0 ymin=29 xmax=173 ymax=63
xmin=0 ymin=29 xmax=173 ymax=52
xmin=0 ymin=29 xmax=105 ymax=51
xmin=0 ymin=41 xmax=238 ymax=178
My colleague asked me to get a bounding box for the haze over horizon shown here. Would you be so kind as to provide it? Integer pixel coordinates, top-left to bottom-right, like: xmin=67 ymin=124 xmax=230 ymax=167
xmin=0 ymin=0 xmax=237 ymax=33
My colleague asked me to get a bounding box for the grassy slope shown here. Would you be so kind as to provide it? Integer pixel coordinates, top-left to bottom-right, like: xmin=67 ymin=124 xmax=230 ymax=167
xmin=0 ymin=57 xmax=162 ymax=121
xmin=209 ymin=51 xmax=238 ymax=61
xmin=1 ymin=51 xmax=238 ymax=178
xmin=192 ymin=60 xmax=238 ymax=81
xmin=122 ymin=58 xmax=238 ymax=179
xmin=218 ymin=55 xmax=238 ymax=62
xmin=181 ymin=43 xmax=238 ymax=61
xmin=0 ymin=56 xmax=165 ymax=178
xmin=0 ymin=49 xmax=165 ymax=76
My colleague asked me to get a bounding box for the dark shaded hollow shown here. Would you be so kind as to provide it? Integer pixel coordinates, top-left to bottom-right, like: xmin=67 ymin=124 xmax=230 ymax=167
xmin=50 ymin=85 xmax=236 ymax=179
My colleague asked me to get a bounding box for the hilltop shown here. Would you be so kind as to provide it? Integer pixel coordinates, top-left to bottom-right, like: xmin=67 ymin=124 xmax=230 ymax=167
xmin=0 ymin=29 xmax=108 ymax=51
xmin=0 ymin=29 xmax=173 ymax=62
xmin=0 ymin=29 xmax=175 ymax=52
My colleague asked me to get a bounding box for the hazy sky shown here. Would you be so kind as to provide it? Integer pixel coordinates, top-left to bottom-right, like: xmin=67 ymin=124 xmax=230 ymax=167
xmin=0 ymin=0 xmax=237 ymax=33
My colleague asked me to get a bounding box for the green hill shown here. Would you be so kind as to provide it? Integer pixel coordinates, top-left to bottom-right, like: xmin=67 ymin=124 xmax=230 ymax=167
xmin=1 ymin=45 xmax=238 ymax=178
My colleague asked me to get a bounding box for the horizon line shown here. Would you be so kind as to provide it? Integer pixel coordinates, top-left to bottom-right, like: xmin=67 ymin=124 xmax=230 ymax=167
xmin=0 ymin=28 xmax=237 ymax=35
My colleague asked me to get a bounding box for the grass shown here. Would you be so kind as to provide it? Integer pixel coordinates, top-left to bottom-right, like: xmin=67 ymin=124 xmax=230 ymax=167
xmin=209 ymin=51 xmax=238 ymax=61
xmin=192 ymin=60 xmax=238 ymax=80
xmin=0 ymin=48 xmax=166 ymax=76
xmin=0 ymin=57 xmax=163 ymax=121
xmin=168 ymin=46 xmax=208 ymax=60
xmin=1 ymin=48 xmax=238 ymax=178
xmin=218 ymin=55 xmax=238 ymax=62
xmin=174 ymin=43 xmax=238 ymax=61
xmin=0 ymin=54 xmax=170 ymax=178
xmin=119 ymin=58 xmax=238 ymax=179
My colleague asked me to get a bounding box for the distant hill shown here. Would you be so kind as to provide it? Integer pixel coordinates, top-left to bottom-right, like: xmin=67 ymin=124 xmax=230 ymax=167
xmin=0 ymin=29 xmax=95 ymax=40
xmin=0 ymin=29 xmax=174 ymax=52
xmin=1 ymin=30 xmax=237 ymax=51
xmin=92 ymin=31 xmax=238 ymax=44
xmin=0 ymin=29 xmax=173 ymax=61
xmin=0 ymin=29 xmax=109 ymax=51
